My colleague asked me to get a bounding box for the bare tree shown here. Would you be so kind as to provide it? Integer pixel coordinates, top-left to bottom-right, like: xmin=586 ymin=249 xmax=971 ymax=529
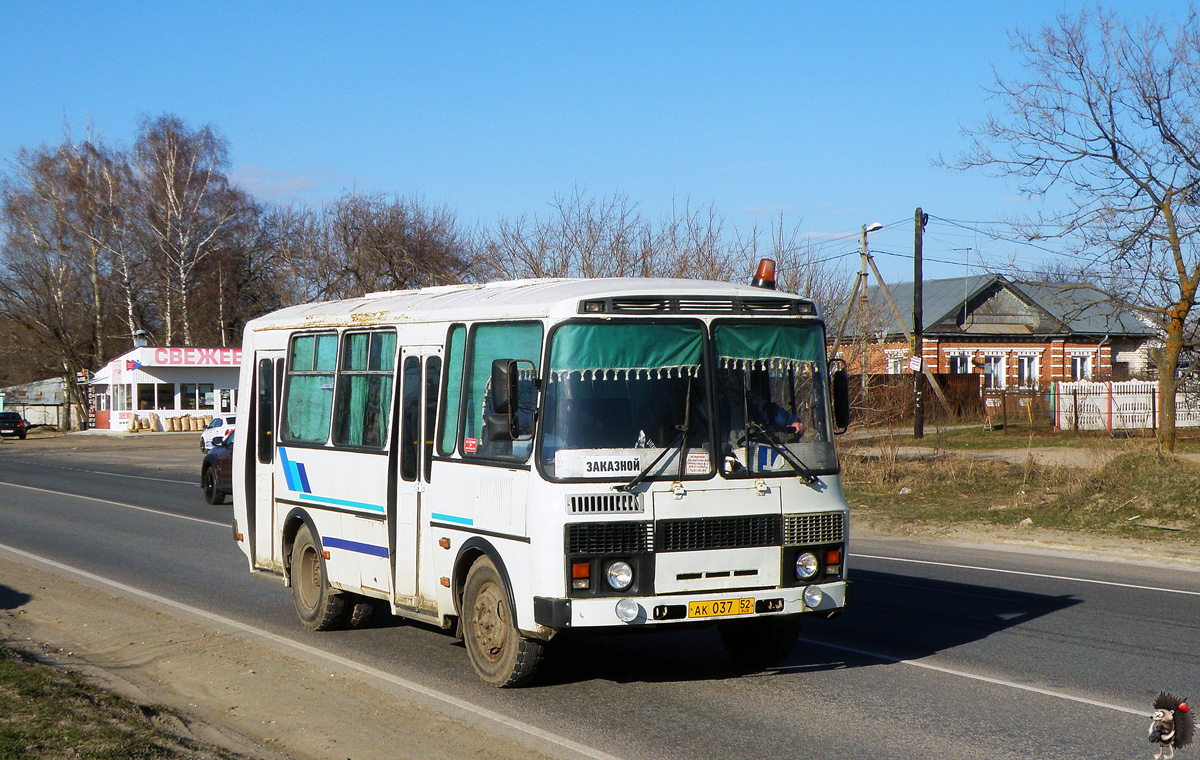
xmin=0 ymin=158 xmax=97 ymax=424
xmin=480 ymin=188 xmax=756 ymax=283
xmin=275 ymin=192 xmax=472 ymax=301
xmin=952 ymin=7 xmax=1200 ymax=451
xmin=133 ymin=115 xmax=256 ymax=345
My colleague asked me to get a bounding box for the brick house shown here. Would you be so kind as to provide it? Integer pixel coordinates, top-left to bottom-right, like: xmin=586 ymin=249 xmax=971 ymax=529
xmin=834 ymin=274 xmax=1158 ymax=389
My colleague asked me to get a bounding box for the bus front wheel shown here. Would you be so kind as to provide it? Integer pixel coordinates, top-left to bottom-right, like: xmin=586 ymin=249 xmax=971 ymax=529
xmin=717 ymin=615 xmax=802 ymax=670
xmin=290 ymin=524 xmax=349 ymax=631
xmin=462 ymin=556 xmax=543 ymax=687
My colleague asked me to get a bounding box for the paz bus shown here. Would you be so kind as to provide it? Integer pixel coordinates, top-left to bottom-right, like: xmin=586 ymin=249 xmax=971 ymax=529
xmin=230 ymin=264 xmax=852 ymax=686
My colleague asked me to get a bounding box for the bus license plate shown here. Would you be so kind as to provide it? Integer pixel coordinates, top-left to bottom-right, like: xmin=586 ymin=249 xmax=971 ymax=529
xmin=688 ymin=597 xmax=754 ymax=618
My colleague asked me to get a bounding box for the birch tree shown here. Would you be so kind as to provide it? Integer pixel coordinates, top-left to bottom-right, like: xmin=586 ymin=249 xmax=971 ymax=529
xmin=133 ymin=115 xmax=255 ymax=344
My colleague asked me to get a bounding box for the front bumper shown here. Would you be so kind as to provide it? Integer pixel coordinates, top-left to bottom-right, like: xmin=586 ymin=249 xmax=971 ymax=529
xmin=534 ymin=579 xmax=849 ymax=630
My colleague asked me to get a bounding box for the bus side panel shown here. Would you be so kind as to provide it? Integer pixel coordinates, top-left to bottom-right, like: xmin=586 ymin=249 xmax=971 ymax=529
xmin=276 ymin=446 xmax=392 ymax=596
xmin=424 ymin=460 xmax=535 ymax=627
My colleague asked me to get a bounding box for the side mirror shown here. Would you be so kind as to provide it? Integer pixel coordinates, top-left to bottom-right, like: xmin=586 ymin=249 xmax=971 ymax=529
xmin=486 ymin=358 xmax=537 ymax=442
xmin=212 ymin=436 xmax=225 ymax=447
xmin=831 ymin=363 xmax=850 ymax=434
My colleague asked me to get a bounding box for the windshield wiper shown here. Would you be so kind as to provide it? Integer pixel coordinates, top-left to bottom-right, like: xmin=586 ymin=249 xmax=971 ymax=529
xmin=617 ymin=377 xmax=694 ymax=493
xmin=744 ymin=423 xmax=819 ymax=484
xmin=615 ymin=429 xmax=685 ymax=493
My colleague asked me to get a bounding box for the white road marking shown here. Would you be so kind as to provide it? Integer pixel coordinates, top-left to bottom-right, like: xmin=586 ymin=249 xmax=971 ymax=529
xmin=796 ymin=636 xmax=1144 ymax=716
xmin=851 ymin=552 xmax=1200 ymax=597
xmin=8 ymin=460 xmax=192 ymax=485
xmin=0 ymin=542 xmax=622 ymax=760
xmin=0 ymin=481 xmax=227 ymax=528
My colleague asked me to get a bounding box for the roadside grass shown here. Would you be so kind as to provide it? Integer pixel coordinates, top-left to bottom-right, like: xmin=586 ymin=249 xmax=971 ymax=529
xmin=851 ymin=423 xmax=1193 ymax=451
xmin=840 ymin=439 xmax=1200 ymax=541
xmin=0 ymin=643 xmax=238 ymax=760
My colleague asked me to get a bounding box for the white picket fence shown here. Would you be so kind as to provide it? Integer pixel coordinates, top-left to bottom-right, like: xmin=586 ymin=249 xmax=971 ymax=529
xmin=1052 ymin=380 xmax=1200 ymax=431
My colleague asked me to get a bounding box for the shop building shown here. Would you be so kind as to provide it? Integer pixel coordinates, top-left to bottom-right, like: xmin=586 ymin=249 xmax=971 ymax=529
xmin=89 ymin=346 xmax=241 ymax=431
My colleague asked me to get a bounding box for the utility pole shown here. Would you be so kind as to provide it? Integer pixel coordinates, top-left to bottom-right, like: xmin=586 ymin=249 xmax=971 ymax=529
xmin=858 ymin=225 xmax=871 ymax=395
xmin=914 ymin=208 xmax=927 ymax=439
xmin=826 ymin=220 xmax=952 ymax=418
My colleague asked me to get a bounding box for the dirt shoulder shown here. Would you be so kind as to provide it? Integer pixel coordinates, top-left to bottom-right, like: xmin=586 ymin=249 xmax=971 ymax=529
xmin=0 ymin=552 xmax=565 ymax=760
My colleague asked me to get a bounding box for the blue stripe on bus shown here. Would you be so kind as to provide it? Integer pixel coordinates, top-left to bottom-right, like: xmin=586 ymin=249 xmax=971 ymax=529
xmin=277 ymin=447 xmax=297 ymax=491
xmin=296 ymin=492 xmax=386 ymax=513
xmin=431 ymin=512 xmax=473 ymax=526
xmin=322 ymin=537 xmax=389 ymax=558
xmin=296 ymin=461 xmax=312 ymax=493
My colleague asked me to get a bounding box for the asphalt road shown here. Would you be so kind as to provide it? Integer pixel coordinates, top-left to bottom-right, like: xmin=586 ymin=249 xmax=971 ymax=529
xmin=0 ymin=432 xmax=1194 ymax=759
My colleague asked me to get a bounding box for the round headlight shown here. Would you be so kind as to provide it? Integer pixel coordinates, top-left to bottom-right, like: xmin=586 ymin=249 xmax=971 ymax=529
xmin=803 ymin=586 xmax=825 ymax=609
xmin=795 ymin=552 xmax=819 ymax=580
xmin=606 ymin=560 xmax=634 ymax=590
xmin=615 ymin=598 xmax=640 ymax=623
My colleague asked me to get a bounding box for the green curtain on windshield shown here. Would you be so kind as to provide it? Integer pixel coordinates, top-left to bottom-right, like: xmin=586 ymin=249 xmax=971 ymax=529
xmin=713 ymin=324 xmax=823 ymax=371
xmin=549 ymin=323 xmax=703 ymax=380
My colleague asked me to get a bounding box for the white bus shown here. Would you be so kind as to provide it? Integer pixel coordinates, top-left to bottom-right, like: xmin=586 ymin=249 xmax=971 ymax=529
xmin=231 ymin=269 xmax=852 ymax=687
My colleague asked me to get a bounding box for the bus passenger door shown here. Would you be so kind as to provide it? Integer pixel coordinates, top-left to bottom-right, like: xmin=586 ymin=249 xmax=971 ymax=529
xmin=251 ymin=351 xmax=285 ymax=570
xmin=393 ymin=347 xmax=442 ymax=607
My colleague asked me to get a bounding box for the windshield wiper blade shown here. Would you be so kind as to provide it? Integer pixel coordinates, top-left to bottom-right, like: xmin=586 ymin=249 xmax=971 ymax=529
xmin=745 ymin=424 xmax=819 ymax=484
xmin=615 ymin=430 xmax=685 ymax=493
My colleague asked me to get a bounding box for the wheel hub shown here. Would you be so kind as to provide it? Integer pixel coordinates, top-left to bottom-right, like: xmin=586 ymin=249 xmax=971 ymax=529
xmin=472 ymin=581 xmax=507 ymax=662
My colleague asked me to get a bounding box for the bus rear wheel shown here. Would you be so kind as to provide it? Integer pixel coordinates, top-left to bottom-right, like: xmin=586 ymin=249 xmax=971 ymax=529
xmin=462 ymin=557 xmax=543 ymax=687
xmin=290 ymin=524 xmax=349 ymax=631
xmin=717 ymin=615 xmax=802 ymax=670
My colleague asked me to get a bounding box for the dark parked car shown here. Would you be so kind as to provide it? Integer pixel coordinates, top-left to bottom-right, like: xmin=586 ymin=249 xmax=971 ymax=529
xmin=0 ymin=412 xmax=30 ymax=439
xmin=200 ymin=430 xmax=234 ymax=504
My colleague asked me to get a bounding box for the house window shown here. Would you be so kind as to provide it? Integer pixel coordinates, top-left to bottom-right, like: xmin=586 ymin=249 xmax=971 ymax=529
xmin=1016 ymin=356 xmax=1038 ymax=388
xmin=886 ymin=355 xmax=904 ymax=375
xmin=982 ymin=356 xmax=1005 ymax=389
xmin=949 ymin=355 xmax=970 ymax=374
xmin=1070 ymin=355 xmax=1092 ymax=381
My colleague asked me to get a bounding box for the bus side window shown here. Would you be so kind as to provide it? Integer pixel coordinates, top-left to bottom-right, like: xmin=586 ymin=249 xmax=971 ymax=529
xmin=424 ymin=356 xmax=441 ymax=481
xmin=463 ymin=322 xmax=542 ymax=461
xmin=332 ymin=330 xmax=396 ymax=449
xmin=400 ymin=356 xmax=421 ymax=481
xmin=280 ymin=333 xmax=338 ymax=444
xmin=437 ymin=325 xmax=466 ymax=456
xmin=256 ymin=358 xmax=274 ymax=464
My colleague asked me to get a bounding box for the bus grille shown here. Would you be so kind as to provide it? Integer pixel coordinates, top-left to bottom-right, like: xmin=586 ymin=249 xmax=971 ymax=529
xmin=783 ymin=512 xmax=845 ymax=546
xmin=657 ymin=514 xmax=781 ymax=552
xmin=567 ymin=493 xmax=643 ymax=514
xmin=566 ymin=521 xmax=653 ymax=554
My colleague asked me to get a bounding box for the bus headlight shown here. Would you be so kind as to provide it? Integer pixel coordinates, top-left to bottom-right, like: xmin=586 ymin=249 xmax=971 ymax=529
xmin=803 ymin=586 xmax=825 ymax=609
xmin=795 ymin=552 xmax=819 ymax=580
xmin=615 ymin=598 xmax=640 ymax=623
xmin=605 ymin=560 xmax=634 ymax=590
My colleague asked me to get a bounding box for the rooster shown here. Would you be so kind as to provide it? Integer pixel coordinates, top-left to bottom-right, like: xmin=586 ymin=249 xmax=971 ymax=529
xmin=1150 ymin=692 xmax=1194 ymax=760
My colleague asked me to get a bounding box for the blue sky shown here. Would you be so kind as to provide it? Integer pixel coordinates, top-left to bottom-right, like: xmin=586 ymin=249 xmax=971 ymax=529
xmin=1 ymin=1 xmax=1191 ymax=285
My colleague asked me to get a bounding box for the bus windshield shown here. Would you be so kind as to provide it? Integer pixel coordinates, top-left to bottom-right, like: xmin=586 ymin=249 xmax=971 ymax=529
xmin=711 ymin=321 xmax=837 ymax=477
xmin=541 ymin=322 xmax=711 ymax=480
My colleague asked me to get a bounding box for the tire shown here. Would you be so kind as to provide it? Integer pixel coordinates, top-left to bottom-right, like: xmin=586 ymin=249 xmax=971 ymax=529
xmin=17 ymin=431 xmax=25 ymax=440
xmin=717 ymin=615 xmax=802 ymax=670
xmin=201 ymin=467 xmax=226 ymax=505
xmin=461 ymin=556 xmax=544 ymax=687
xmin=290 ymin=524 xmax=349 ymax=631
xmin=348 ymin=596 xmax=379 ymax=629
